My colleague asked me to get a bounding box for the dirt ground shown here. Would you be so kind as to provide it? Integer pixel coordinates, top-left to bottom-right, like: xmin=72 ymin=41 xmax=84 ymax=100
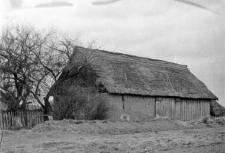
xmin=0 ymin=118 xmax=225 ymax=153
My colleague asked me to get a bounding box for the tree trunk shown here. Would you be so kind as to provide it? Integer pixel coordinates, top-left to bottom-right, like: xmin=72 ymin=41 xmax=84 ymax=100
xmin=43 ymin=94 xmax=52 ymax=121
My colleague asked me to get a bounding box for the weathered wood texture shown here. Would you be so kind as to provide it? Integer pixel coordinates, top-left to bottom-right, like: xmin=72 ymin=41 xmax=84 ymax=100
xmin=0 ymin=110 xmax=44 ymax=130
xmin=107 ymin=94 xmax=155 ymax=121
xmin=156 ymin=98 xmax=210 ymax=121
xmin=107 ymin=94 xmax=210 ymax=121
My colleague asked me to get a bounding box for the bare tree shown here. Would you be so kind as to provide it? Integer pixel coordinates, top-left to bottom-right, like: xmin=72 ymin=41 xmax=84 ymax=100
xmin=0 ymin=24 xmax=80 ymax=115
xmin=0 ymin=24 xmax=106 ymax=120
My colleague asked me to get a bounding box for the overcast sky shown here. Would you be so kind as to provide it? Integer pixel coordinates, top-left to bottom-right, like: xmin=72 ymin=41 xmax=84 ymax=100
xmin=0 ymin=0 xmax=224 ymax=106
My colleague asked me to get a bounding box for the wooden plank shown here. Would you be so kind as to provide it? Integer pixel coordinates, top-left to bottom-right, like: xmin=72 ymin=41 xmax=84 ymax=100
xmin=191 ymin=101 xmax=195 ymax=120
xmin=166 ymin=99 xmax=170 ymax=117
xmin=31 ymin=111 xmax=33 ymax=127
xmin=190 ymin=101 xmax=192 ymax=120
xmin=3 ymin=113 xmax=5 ymax=129
xmin=184 ymin=100 xmax=186 ymax=121
xmin=205 ymin=102 xmax=208 ymax=117
xmin=202 ymin=101 xmax=205 ymax=117
xmin=0 ymin=112 xmax=2 ymax=129
xmin=2 ymin=112 xmax=4 ymax=129
xmin=185 ymin=100 xmax=188 ymax=121
xmin=169 ymin=99 xmax=172 ymax=118
xmin=185 ymin=100 xmax=187 ymax=121
xmin=9 ymin=112 xmax=12 ymax=130
xmin=177 ymin=101 xmax=180 ymax=120
xmin=171 ymin=99 xmax=174 ymax=119
xmin=181 ymin=100 xmax=184 ymax=121
xmin=204 ymin=102 xmax=206 ymax=117
xmin=189 ymin=101 xmax=191 ymax=121
xmin=186 ymin=100 xmax=188 ymax=121
xmin=26 ymin=111 xmax=29 ymax=128
xmin=2 ymin=113 xmax=4 ymax=130
xmin=192 ymin=100 xmax=195 ymax=120
xmin=204 ymin=102 xmax=207 ymax=117
xmin=161 ymin=100 xmax=164 ymax=116
xmin=155 ymin=99 xmax=158 ymax=117
xmin=166 ymin=99 xmax=168 ymax=117
xmin=28 ymin=111 xmax=31 ymax=128
xmin=195 ymin=101 xmax=197 ymax=120
xmin=191 ymin=100 xmax=193 ymax=120
xmin=183 ymin=100 xmax=186 ymax=121
xmin=199 ymin=101 xmax=201 ymax=119
xmin=38 ymin=111 xmax=40 ymax=124
xmin=201 ymin=101 xmax=203 ymax=118
xmin=159 ymin=100 xmax=162 ymax=116
xmin=190 ymin=100 xmax=193 ymax=120
xmin=171 ymin=99 xmax=173 ymax=119
xmin=186 ymin=101 xmax=188 ymax=121
xmin=6 ymin=112 xmax=9 ymax=130
xmin=193 ymin=101 xmax=197 ymax=120
xmin=176 ymin=101 xmax=179 ymax=120
xmin=187 ymin=100 xmax=189 ymax=121
xmin=180 ymin=101 xmax=183 ymax=120
xmin=196 ymin=101 xmax=198 ymax=120
xmin=208 ymin=102 xmax=210 ymax=117
xmin=201 ymin=101 xmax=204 ymax=117
xmin=179 ymin=101 xmax=182 ymax=120
xmin=197 ymin=101 xmax=199 ymax=119
xmin=35 ymin=111 xmax=37 ymax=126
xmin=175 ymin=101 xmax=178 ymax=120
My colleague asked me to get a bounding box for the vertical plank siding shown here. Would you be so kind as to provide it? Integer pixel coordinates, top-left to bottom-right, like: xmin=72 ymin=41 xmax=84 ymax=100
xmin=155 ymin=97 xmax=210 ymax=121
xmin=0 ymin=110 xmax=44 ymax=130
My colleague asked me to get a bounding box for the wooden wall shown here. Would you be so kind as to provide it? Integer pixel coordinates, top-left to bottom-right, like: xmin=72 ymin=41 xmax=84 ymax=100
xmin=107 ymin=94 xmax=155 ymax=121
xmin=99 ymin=94 xmax=210 ymax=121
xmin=156 ymin=98 xmax=210 ymax=121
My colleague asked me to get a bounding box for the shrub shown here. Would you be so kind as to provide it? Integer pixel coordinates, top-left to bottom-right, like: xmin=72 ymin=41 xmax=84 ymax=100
xmin=53 ymin=86 xmax=110 ymax=120
xmin=84 ymin=94 xmax=110 ymax=120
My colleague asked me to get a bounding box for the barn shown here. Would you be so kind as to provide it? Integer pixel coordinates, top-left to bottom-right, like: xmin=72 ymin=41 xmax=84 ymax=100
xmin=52 ymin=46 xmax=218 ymax=121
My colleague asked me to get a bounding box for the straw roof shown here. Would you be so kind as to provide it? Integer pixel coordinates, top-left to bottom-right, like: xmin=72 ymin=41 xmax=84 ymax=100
xmin=63 ymin=46 xmax=217 ymax=100
xmin=210 ymin=100 xmax=225 ymax=117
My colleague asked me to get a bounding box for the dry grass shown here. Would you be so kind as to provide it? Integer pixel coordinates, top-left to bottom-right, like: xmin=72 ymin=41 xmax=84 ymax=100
xmin=1 ymin=120 xmax=225 ymax=153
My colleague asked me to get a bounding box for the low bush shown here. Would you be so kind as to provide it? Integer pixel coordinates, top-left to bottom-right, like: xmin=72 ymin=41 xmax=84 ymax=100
xmin=53 ymin=87 xmax=110 ymax=120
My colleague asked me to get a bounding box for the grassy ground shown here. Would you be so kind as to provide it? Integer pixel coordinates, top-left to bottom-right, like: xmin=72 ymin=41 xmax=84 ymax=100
xmin=0 ymin=118 xmax=225 ymax=153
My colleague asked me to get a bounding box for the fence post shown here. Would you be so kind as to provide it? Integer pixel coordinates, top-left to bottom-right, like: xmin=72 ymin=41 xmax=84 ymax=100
xmin=27 ymin=111 xmax=30 ymax=128
xmin=6 ymin=112 xmax=9 ymax=130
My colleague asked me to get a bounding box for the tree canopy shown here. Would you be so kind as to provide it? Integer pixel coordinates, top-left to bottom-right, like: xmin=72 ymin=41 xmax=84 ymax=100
xmin=0 ymin=24 xmax=78 ymax=112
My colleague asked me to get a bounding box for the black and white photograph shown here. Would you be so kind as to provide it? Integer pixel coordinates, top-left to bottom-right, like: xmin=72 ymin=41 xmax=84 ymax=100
xmin=0 ymin=0 xmax=225 ymax=152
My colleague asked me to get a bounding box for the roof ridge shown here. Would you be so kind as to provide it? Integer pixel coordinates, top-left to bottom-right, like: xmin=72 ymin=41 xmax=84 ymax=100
xmin=76 ymin=46 xmax=188 ymax=68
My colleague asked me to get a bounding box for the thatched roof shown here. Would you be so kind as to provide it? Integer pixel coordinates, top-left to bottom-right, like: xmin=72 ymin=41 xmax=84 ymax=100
xmin=210 ymin=100 xmax=225 ymax=117
xmin=63 ymin=46 xmax=217 ymax=100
